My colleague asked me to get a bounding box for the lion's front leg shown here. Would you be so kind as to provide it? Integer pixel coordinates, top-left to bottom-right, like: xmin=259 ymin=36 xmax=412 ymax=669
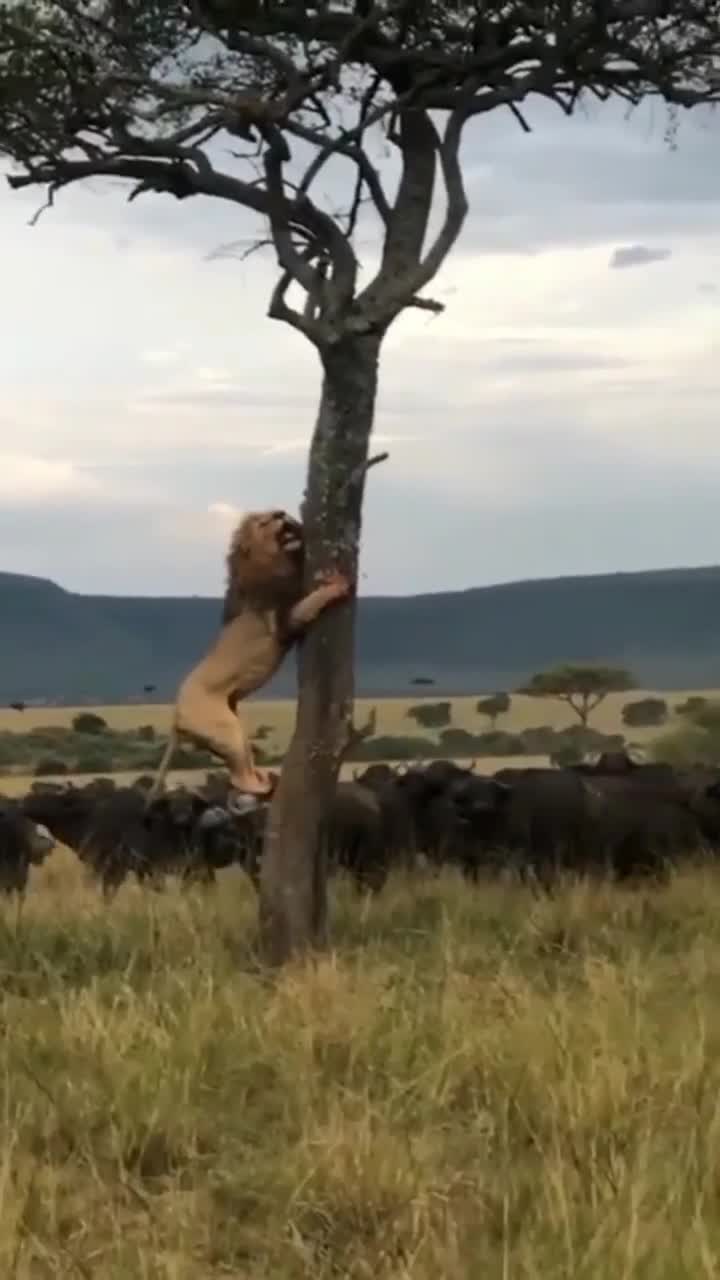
xmin=287 ymin=570 xmax=353 ymax=633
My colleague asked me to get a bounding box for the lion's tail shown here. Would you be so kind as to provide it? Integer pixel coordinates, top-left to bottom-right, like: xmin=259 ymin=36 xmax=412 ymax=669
xmin=146 ymin=729 xmax=178 ymax=806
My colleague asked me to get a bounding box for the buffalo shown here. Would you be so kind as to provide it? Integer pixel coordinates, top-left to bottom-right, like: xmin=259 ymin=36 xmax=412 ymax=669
xmin=0 ymin=799 xmax=55 ymax=893
xmin=21 ymin=781 xmax=246 ymax=893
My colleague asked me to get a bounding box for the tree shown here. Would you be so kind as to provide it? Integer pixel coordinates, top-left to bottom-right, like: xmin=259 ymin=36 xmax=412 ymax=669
xmin=2 ymin=2 xmax=719 ymax=963
xmin=621 ymin=697 xmax=668 ymax=728
xmin=476 ymin=692 xmax=511 ymax=729
xmin=407 ymin=701 xmax=452 ymax=730
xmin=518 ymin=665 xmax=636 ymax=727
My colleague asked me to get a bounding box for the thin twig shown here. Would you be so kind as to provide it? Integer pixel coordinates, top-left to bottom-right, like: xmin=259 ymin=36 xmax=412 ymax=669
xmin=343 ymin=450 xmax=389 ymax=496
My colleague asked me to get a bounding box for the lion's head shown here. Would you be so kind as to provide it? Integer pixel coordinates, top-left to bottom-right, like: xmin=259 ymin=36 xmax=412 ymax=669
xmin=224 ymin=510 xmax=304 ymax=610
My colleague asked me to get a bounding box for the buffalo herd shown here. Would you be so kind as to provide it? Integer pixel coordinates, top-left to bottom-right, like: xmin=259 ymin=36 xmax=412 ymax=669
xmin=2 ymin=749 xmax=720 ymax=898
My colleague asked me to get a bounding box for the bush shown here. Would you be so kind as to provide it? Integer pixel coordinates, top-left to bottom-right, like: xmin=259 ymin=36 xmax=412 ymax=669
xmin=676 ymin=696 xmax=708 ymax=717
xmin=171 ymin=747 xmax=217 ymax=770
xmin=518 ymin=725 xmax=557 ymax=754
xmin=349 ymin=735 xmax=433 ymax=761
xmin=621 ymin=698 xmax=668 ymax=728
xmin=438 ymin=728 xmax=482 ymax=755
xmin=136 ymin=724 xmax=156 ymax=742
xmin=72 ymin=712 xmax=108 ymax=735
xmin=683 ymin=701 xmax=720 ymax=733
xmin=34 ymin=757 xmax=69 ymax=777
xmin=407 ymin=702 xmax=452 ymax=730
xmin=550 ymin=744 xmax=585 ymax=767
xmin=253 ymin=725 xmax=273 ymax=741
xmin=650 ymin=726 xmax=720 ymax=767
xmin=472 ymin=731 xmax=525 ymax=757
xmin=554 ymin=726 xmax=625 ymax=755
xmin=75 ymin=752 xmax=116 ymax=774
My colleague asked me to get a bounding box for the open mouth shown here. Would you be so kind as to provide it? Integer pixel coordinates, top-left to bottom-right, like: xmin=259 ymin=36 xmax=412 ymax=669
xmin=278 ymin=517 xmax=303 ymax=552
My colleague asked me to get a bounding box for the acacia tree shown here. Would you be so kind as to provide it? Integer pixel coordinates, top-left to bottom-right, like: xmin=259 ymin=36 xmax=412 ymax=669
xmin=518 ymin=664 xmax=636 ymax=727
xmin=1 ymin=2 xmax=719 ymax=964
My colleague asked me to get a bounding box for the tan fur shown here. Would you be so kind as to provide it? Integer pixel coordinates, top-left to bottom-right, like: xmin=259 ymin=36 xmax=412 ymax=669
xmin=148 ymin=510 xmax=351 ymax=803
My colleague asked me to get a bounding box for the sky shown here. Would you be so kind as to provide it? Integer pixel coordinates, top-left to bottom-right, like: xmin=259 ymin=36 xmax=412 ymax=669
xmin=1 ymin=92 xmax=719 ymax=599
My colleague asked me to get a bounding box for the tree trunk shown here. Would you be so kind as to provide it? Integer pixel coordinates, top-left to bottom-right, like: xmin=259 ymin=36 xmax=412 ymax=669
xmin=258 ymin=332 xmax=382 ymax=966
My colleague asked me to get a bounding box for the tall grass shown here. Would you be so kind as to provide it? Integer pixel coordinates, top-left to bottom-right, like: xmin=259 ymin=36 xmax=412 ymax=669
xmin=3 ymin=851 xmax=720 ymax=1276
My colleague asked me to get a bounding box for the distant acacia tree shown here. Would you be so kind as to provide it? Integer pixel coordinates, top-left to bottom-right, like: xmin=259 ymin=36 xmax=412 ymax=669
xmin=476 ymin=692 xmax=511 ymax=729
xmin=2 ymin=3 xmax=719 ymax=963
xmin=518 ymin=665 xmax=636 ymax=728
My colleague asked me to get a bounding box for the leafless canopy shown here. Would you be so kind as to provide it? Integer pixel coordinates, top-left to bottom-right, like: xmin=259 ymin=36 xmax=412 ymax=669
xmin=1 ymin=0 xmax=719 ymax=346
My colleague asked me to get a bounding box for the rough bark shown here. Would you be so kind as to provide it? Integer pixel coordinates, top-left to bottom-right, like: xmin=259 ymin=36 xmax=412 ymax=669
xmin=258 ymin=331 xmax=382 ymax=966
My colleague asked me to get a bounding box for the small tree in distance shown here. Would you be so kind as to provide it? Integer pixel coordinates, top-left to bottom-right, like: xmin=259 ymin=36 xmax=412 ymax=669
xmin=2 ymin=2 xmax=720 ymax=964
xmin=407 ymin=701 xmax=452 ymax=730
xmin=476 ymin=692 xmax=511 ymax=730
xmin=518 ymin=665 xmax=636 ymax=728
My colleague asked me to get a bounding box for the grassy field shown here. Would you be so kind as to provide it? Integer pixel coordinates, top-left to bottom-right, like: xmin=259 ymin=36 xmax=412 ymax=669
xmin=0 ymin=688 xmax=707 ymax=795
xmin=2 ymin=853 xmax=720 ymax=1276
xmin=0 ymin=687 xmax=709 ymax=748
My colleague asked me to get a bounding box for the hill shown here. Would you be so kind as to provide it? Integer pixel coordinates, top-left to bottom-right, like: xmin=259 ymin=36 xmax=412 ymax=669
xmin=2 ymin=564 xmax=720 ymax=701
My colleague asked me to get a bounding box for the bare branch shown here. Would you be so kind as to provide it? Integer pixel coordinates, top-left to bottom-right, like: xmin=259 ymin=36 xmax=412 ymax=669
xmin=262 ymin=123 xmax=326 ymax=299
xmin=267 ymin=267 xmax=325 ymax=345
xmin=408 ymin=295 xmax=445 ymax=315
xmin=346 ymin=706 xmax=378 ymax=755
xmin=343 ymin=450 xmax=389 ymax=498
xmin=289 ymin=117 xmax=391 ymax=228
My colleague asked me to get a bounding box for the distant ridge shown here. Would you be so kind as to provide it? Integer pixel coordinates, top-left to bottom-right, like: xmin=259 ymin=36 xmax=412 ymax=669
xmin=2 ymin=564 xmax=720 ymax=702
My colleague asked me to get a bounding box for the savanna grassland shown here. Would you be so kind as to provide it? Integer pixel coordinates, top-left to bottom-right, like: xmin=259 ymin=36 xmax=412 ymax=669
xmin=0 ymin=689 xmax=709 ymax=794
xmin=4 ymin=851 xmax=720 ymax=1277
xmin=0 ymin=688 xmax=690 ymax=740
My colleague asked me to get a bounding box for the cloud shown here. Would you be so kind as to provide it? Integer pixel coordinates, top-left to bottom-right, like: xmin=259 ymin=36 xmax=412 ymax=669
xmin=609 ymin=244 xmax=673 ymax=270
xmin=0 ymin=454 xmax=101 ymax=503
xmin=139 ymin=349 xmax=183 ymax=365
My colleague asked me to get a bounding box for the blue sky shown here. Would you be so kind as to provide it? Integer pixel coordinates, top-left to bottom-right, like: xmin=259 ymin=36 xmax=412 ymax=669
xmin=1 ymin=96 xmax=719 ymax=598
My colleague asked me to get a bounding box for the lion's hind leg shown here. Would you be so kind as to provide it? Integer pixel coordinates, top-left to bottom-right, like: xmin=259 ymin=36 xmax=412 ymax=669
xmin=175 ymin=681 xmax=273 ymax=802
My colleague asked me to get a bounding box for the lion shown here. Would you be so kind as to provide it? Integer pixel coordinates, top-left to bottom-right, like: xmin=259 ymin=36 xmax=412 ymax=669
xmin=147 ymin=509 xmax=351 ymax=811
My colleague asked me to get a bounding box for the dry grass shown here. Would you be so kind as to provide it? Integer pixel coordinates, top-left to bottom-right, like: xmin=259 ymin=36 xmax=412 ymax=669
xmin=2 ymin=852 xmax=720 ymax=1275
xmin=0 ymin=687 xmax=711 ymax=745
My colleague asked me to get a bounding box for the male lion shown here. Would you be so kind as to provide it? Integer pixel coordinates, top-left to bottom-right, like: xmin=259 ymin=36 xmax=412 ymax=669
xmin=148 ymin=510 xmax=351 ymax=811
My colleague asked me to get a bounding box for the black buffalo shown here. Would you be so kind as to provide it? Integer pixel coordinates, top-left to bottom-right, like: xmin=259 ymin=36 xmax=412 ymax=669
xmin=21 ymin=782 xmax=244 ymax=893
xmin=0 ymin=799 xmax=55 ymax=893
xmin=452 ymin=762 xmax=720 ymax=883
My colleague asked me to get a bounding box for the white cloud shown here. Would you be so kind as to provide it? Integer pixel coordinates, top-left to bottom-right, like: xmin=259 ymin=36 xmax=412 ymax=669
xmin=139 ymin=349 xmax=183 ymax=365
xmin=0 ymin=454 xmax=101 ymax=503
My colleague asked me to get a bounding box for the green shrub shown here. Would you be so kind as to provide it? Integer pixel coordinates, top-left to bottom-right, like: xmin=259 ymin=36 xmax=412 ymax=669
xmin=438 ymin=728 xmax=482 ymax=755
xmin=72 ymin=713 xmax=108 ymax=735
xmin=75 ymin=752 xmax=116 ymax=774
xmin=472 ymin=731 xmax=525 ymax=756
xmin=621 ymin=698 xmax=668 ymax=728
xmin=349 ymin=735 xmax=433 ymax=761
xmin=34 ymin=757 xmax=69 ymax=777
xmin=676 ymin=696 xmax=708 ymax=717
xmin=518 ymin=726 xmax=557 ymax=754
